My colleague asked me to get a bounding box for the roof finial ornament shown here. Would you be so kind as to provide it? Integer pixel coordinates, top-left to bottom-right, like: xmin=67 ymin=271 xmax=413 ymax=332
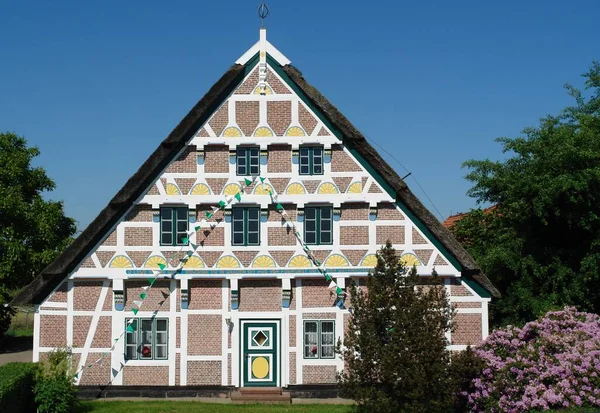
xmin=258 ymin=1 xmax=269 ymax=28
xmin=257 ymin=2 xmax=269 ymax=95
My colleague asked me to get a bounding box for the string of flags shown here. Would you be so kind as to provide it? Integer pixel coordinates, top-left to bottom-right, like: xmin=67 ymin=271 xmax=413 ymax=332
xmin=73 ymin=174 xmax=346 ymax=382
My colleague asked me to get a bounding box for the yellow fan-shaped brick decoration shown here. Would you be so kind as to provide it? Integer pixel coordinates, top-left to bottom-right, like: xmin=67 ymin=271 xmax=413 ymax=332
xmin=317 ymin=182 xmax=339 ymax=194
xmin=190 ymin=183 xmax=211 ymax=195
xmin=360 ymin=254 xmax=378 ymax=267
xmin=288 ymin=255 xmax=312 ymax=268
xmin=183 ymin=255 xmax=205 ymax=268
xmin=254 ymin=184 xmax=273 ymax=195
xmin=165 ymin=183 xmax=181 ymax=195
xmin=253 ymin=85 xmax=273 ymax=95
xmin=285 ymin=126 xmax=305 ymax=137
xmin=347 ymin=181 xmax=362 ymax=194
xmin=401 ymin=253 xmax=421 ymax=267
xmin=216 ymin=255 xmax=241 ymax=268
xmin=251 ymin=255 xmax=276 ymax=268
xmin=223 ymin=127 xmax=242 ymax=137
xmin=285 ymin=183 xmax=306 ymax=195
xmin=253 ymin=127 xmax=273 ymax=137
xmin=324 ymin=254 xmax=349 ymax=267
xmin=109 ymin=255 xmax=133 ymax=268
xmin=145 ymin=255 xmax=167 ymax=269
xmin=223 ymin=183 xmax=242 ymax=196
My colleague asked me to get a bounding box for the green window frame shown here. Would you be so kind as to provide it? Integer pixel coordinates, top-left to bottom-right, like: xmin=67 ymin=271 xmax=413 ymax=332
xmin=124 ymin=318 xmax=168 ymax=360
xmin=232 ymin=207 xmax=261 ymax=246
xmin=304 ymin=206 xmax=332 ymax=245
xmin=303 ymin=320 xmax=335 ymax=359
xmin=299 ymin=146 xmax=323 ymax=175
xmin=236 ymin=146 xmax=260 ymax=176
xmin=160 ymin=207 xmax=188 ymax=246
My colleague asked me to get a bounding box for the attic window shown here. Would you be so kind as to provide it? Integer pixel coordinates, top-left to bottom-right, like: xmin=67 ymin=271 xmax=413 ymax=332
xmin=160 ymin=207 xmax=188 ymax=246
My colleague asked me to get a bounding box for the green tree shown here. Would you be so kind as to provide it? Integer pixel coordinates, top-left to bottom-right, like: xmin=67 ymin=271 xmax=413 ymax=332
xmin=338 ymin=242 xmax=454 ymax=413
xmin=452 ymin=62 xmax=600 ymax=327
xmin=0 ymin=132 xmax=76 ymax=294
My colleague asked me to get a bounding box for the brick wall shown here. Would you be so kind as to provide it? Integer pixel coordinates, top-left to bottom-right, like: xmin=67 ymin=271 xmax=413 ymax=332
xmin=125 ymin=280 xmax=170 ymax=311
xmin=91 ymin=316 xmax=111 ymax=348
xmin=237 ymin=279 xmax=280 ymax=311
xmin=72 ymin=316 xmax=92 ymax=348
xmin=79 ymin=353 xmax=111 ymax=385
xmin=165 ymin=145 xmax=197 ymax=173
xmin=202 ymin=227 xmax=224 ymax=247
xmin=267 ymin=177 xmax=291 ymax=194
xmin=267 ymin=68 xmax=291 ymax=94
xmin=268 ymin=145 xmax=292 ymax=173
xmin=340 ymin=226 xmax=369 ymax=245
xmin=101 ymin=230 xmax=117 ymax=247
xmin=289 ymin=353 xmax=296 ymax=385
xmin=235 ymin=68 xmax=258 ymax=94
xmin=267 ymin=101 xmax=291 ymax=135
xmin=289 ymin=315 xmax=296 ymax=347
xmin=47 ymin=282 xmax=68 ymax=302
xmin=208 ymin=102 xmax=228 ymax=136
xmin=450 ymin=279 xmax=473 ymax=296
xmin=453 ymin=302 xmax=482 ymax=309
xmin=236 ymin=101 xmax=259 ymax=136
xmin=268 ymin=227 xmax=296 ymax=246
xmin=376 ymin=226 xmax=405 ymax=245
xmin=331 ymin=145 xmax=362 ymax=172
xmin=298 ymin=103 xmax=318 ymax=135
xmin=341 ymin=250 xmax=368 ymax=266
xmin=302 ymin=279 xmax=336 ymax=308
xmin=39 ymin=315 xmax=66 ymax=347
xmin=452 ymin=314 xmax=482 ymax=345
xmin=188 ymin=315 xmax=222 ymax=355
xmin=377 ymin=202 xmax=404 ymax=220
xmin=123 ymin=366 xmax=169 ymax=385
xmin=205 ymin=178 xmax=228 ymax=195
xmin=73 ymin=281 xmax=103 ymax=311
xmin=126 ymin=205 xmax=153 ymax=222
xmin=204 ymin=145 xmax=229 ymax=173
xmin=340 ymin=203 xmax=369 ymax=220
xmin=268 ymin=204 xmax=296 ymax=221
xmin=124 ymin=227 xmax=153 ymax=246
xmin=187 ymin=361 xmax=221 ymax=385
xmin=188 ymin=280 xmax=222 ymax=310
xmin=302 ymin=365 xmax=337 ymax=384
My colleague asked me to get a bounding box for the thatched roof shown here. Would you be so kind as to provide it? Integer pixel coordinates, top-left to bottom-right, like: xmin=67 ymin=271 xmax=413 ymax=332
xmin=12 ymin=56 xmax=499 ymax=305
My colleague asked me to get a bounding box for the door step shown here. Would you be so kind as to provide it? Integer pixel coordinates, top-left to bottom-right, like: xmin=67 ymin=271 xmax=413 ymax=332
xmin=231 ymin=387 xmax=291 ymax=404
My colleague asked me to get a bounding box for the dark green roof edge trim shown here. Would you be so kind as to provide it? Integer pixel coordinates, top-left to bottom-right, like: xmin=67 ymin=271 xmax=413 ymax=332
xmin=265 ymin=54 xmax=462 ymax=272
xmin=462 ymin=277 xmax=492 ymax=299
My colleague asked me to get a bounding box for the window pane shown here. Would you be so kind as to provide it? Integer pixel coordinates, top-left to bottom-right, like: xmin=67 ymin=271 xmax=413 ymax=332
xmin=161 ymin=233 xmax=173 ymax=245
xmin=233 ymin=209 xmax=244 ymax=219
xmin=176 ymin=208 xmax=187 ymax=219
xmin=305 ymin=208 xmax=316 ymax=220
xmin=156 ymin=319 xmax=167 ymax=332
xmin=233 ymin=232 xmax=244 ymax=245
xmin=300 ymin=165 xmax=309 ymax=175
xmin=155 ymin=346 xmax=167 ymax=359
xmin=248 ymin=220 xmax=259 ymax=232
xmin=313 ymin=163 xmax=323 ymax=174
xmin=320 ymin=208 xmax=332 ymax=219
xmin=237 ymin=162 xmax=247 ymax=176
xmin=156 ymin=332 xmax=167 ymax=345
xmin=177 ymin=220 xmax=187 ymax=232
xmin=125 ymin=345 xmax=137 ymax=360
xmin=162 ymin=221 xmax=172 ymax=232
xmin=160 ymin=208 xmax=172 ymax=220
xmin=248 ymin=208 xmax=259 ymax=220
xmin=321 ymin=321 xmax=335 ymax=358
xmin=248 ymin=232 xmax=259 ymax=245
xmin=320 ymin=231 xmax=332 ymax=244
xmin=313 ymin=148 xmax=323 ymax=174
xmin=305 ymin=232 xmax=316 ymax=244
xmin=321 ymin=321 xmax=334 ymax=334
xmin=304 ymin=322 xmax=318 ymax=358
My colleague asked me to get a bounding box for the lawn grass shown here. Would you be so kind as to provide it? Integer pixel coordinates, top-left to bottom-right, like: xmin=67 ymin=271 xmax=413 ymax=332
xmin=81 ymin=401 xmax=353 ymax=413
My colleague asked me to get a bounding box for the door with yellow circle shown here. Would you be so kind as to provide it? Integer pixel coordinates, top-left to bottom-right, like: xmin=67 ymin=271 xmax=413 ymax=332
xmin=242 ymin=321 xmax=278 ymax=387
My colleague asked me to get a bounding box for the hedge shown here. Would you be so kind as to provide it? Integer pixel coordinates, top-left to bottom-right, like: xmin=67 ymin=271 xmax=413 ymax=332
xmin=0 ymin=362 xmax=37 ymax=413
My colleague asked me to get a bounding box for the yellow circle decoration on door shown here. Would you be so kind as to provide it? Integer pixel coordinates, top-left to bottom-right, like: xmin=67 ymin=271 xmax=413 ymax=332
xmin=251 ymin=356 xmax=269 ymax=379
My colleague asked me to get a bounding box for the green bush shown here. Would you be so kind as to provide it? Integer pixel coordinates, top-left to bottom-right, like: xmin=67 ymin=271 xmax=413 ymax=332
xmin=0 ymin=362 xmax=38 ymax=413
xmin=449 ymin=346 xmax=485 ymax=413
xmin=34 ymin=348 xmax=78 ymax=413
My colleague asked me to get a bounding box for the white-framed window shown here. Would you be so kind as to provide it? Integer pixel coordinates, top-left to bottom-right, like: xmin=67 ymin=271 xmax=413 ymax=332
xmin=303 ymin=320 xmax=335 ymax=359
xmin=299 ymin=146 xmax=323 ymax=175
xmin=237 ymin=146 xmax=260 ymax=176
xmin=232 ymin=206 xmax=261 ymax=246
xmin=160 ymin=207 xmax=188 ymax=246
xmin=304 ymin=206 xmax=333 ymax=245
xmin=125 ymin=318 xmax=168 ymax=360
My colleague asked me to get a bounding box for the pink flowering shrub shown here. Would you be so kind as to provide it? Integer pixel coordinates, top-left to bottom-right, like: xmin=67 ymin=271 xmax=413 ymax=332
xmin=467 ymin=307 xmax=600 ymax=412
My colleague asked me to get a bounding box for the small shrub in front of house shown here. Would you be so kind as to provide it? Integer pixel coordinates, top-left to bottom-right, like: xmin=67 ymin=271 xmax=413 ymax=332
xmin=34 ymin=348 xmax=78 ymax=413
xmin=466 ymin=307 xmax=600 ymax=412
xmin=0 ymin=362 xmax=37 ymax=413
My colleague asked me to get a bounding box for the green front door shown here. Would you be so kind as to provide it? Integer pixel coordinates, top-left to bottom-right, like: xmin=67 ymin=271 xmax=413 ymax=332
xmin=242 ymin=321 xmax=278 ymax=387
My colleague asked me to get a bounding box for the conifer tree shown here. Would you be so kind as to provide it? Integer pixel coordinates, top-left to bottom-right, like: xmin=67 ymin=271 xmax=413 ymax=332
xmin=338 ymin=242 xmax=454 ymax=413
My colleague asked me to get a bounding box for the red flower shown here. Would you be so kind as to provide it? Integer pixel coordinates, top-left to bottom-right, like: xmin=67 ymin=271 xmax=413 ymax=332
xmin=141 ymin=346 xmax=151 ymax=357
xmin=311 ymin=346 xmax=318 ymax=353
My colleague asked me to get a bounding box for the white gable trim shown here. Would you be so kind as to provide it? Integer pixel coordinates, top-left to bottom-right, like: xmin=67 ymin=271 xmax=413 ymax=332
xmin=236 ymin=40 xmax=291 ymax=66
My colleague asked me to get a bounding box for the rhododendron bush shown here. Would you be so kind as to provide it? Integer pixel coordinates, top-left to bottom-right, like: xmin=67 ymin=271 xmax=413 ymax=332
xmin=466 ymin=307 xmax=600 ymax=412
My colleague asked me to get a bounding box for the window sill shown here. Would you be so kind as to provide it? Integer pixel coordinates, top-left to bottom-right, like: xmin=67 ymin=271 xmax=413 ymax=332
xmin=123 ymin=359 xmax=170 ymax=367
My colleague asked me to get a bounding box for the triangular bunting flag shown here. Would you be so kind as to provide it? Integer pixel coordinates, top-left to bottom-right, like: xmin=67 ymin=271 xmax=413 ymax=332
xmin=325 ymin=274 xmax=332 ymax=282
xmin=190 ymin=242 xmax=198 ymax=250
xmin=336 ymin=286 xmax=343 ymax=295
xmin=112 ymin=368 xmax=119 ymax=377
xmin=133 ymin=300 xmax=143 ymax=308
xmin=139 ymin=292 xmax=147 ymax=300
xmin=205 ymin=211 xmax=213 ymax=219
xmin=182 ymin=237 xmax=189 ymax=244
xmin=276 ymin=203 xmax=284 ymax=211
xmin=132 ymin=308 xmax=139 ymax=315
xmin=186 ymin=250 xmax=194 ymax=257
xmin=212 ymin=206 xmax=221 ymax=212
xmin=218 ymin=200 xmax=226 ymax=208
xmin=148 ymin=277 xmax=156 ymax=285
xmin=260 ymin=177 xmax=266 ymax=183
xmin=158 ymin=263 xmax=166 ymax=270
xmin=268 ymin=190 xmax=273 ymax=196
xmin=114 ymin=338 xmax=119 ymax=343
xmin=328 ymin=280 xmax=337 ymax=289
xmin=195 ymin=225 xmax=201 ymax=231
xmin=234 ymin=192 xmax=241 ymax=201
xmin=244 ymin=178 xmax=252 ymax=186
xmin=74 ymin=373 xmax=79 ymax=379
xmin=126 ymin=324 xmax=135 ymax=333
xmin=141 ymin=285 xmax=150 ymax=292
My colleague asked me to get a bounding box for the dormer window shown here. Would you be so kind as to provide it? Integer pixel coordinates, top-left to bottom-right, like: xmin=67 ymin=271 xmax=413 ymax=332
xmin=237 ymin=146 xmax=260 ymax=176
xmin=299 ymin=146 xmax=323 ymax=175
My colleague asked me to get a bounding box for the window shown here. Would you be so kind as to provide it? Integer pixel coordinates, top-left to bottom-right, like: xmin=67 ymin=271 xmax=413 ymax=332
xmin=304 ymin=206 xmax=332 ymax=245
xmin=299 ymin=146 xmax=323 ymax=175
xmin=125 ymin=318 xmax=168 ymax=360
xmin=236 ymin=146 xmax=260 ymax=176
xmin=232 ymin=207 xmax=260 ymax=246
xmin=160 ymin=207 xmax=188 ymax=246
xmin=304 ymin=320 xmax=335 ymax=359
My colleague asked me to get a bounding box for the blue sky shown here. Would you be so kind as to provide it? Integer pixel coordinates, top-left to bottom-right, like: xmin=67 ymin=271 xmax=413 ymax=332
xmin=1 ymin=0 xmax=598 ymax=231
